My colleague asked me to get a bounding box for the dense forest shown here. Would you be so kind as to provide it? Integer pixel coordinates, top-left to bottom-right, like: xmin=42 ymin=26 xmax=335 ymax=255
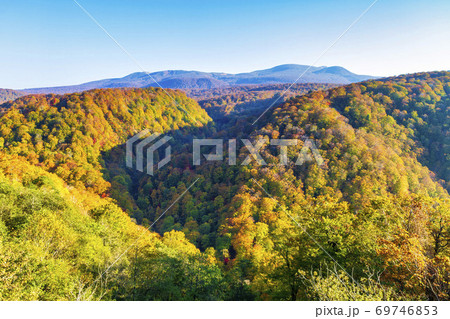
xmin=0 ymin=72 xmax=449 ymax=300
xmin=186 ymin=83 xmax=338 ymax=119
xmin=0 ymin=89 xmax=25 ymax=104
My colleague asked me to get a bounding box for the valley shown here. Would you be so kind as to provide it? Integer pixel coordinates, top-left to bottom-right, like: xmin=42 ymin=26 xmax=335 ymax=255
xmin=0 ymin=71 xmax=449 ymax=301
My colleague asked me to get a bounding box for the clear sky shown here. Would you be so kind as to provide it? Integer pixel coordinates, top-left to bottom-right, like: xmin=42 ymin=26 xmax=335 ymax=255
xmin=1 ymin=0 xmax=449 ymax=89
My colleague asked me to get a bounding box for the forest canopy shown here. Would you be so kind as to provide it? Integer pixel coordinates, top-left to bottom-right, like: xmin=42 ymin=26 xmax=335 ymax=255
xmin=0 ymin=73 xmax=449 ymax=300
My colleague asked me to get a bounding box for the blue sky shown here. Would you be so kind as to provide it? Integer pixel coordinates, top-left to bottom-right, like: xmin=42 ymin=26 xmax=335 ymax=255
xmin=1 ymin=0 xmax=449 ymax=89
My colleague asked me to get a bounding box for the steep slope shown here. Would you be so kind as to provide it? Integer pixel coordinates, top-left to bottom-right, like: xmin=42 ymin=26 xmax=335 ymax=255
xmin=120 ymin=71 xmax=449 ymax=300
xmin=0 ymin=152 xmax=224 ymax=300
xmin=315 ymin=71 xmax=450 ymax=190
xmin=0 ymin=88 xmax=211 ymax=193
xmin=21 ymin=65 xmax=375 ymax=94
xmin=0 ymin=88 xmax=235 ymax=301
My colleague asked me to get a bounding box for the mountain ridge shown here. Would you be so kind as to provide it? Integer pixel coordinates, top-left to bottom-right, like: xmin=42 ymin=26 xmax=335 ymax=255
xmin=19 ymin=64 xmax=375 ymax=94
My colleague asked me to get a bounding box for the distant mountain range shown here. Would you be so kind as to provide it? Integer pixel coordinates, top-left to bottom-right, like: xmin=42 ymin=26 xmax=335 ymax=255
xmin=17 ymin=64 xmax=375 ymax=95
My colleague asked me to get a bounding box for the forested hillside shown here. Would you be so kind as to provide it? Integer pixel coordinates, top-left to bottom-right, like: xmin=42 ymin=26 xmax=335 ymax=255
xmin=122 ymin=72 xmax=449 ymax=301
xmin=0 ymin=88 xmax=210 ymax=194
xmin=0 ymin=152 xmax=226 ymax=300
xmin=0 ymin=88 xmax=231 ymax=300
xmin=186 ymin=83 xmax=338 ymax=119
xmin=326 ymin=72 xmax=450 ymax=191
xmin=0 ymin=89 xmax=25 ymax=103
xmin=0 ymin=72 xmax=449 ymax=301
